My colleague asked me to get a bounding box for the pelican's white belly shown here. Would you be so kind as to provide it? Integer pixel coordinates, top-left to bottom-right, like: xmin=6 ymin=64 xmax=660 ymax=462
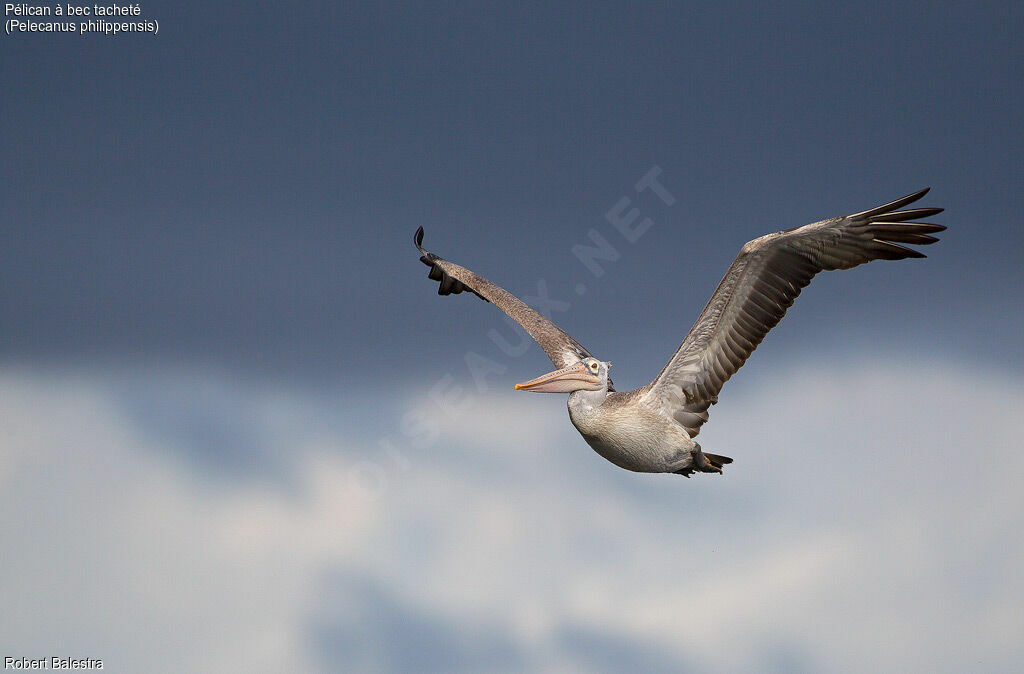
xmin=567 ymin=392 xmax=695 ymax=473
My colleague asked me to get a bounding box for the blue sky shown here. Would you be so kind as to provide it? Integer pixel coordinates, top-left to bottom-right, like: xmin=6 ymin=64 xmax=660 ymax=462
xmin=2 ymin=1 xmax=1022 ymax=672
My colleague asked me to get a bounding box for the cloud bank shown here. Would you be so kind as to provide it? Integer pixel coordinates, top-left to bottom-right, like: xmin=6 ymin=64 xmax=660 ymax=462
xmin=0 ymin=357 xmax=1021 ymax=672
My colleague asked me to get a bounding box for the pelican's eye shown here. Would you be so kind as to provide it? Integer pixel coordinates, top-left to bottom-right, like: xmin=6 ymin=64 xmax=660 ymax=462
xmin=588 ymin=361 xmax=599 ymax=373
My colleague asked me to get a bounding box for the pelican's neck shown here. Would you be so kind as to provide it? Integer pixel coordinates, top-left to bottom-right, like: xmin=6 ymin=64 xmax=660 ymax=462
xmin=568 ymin=388 xmax=609 ymax=412
xmin=567 ymin=388 xmax=609 ymax=436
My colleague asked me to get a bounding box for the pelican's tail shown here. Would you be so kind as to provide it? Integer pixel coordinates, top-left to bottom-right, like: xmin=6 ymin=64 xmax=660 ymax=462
xmin=674 ymin=446 xmax=733 ymax=477
xmin=703 ymin=452 xmax=733 ymax=473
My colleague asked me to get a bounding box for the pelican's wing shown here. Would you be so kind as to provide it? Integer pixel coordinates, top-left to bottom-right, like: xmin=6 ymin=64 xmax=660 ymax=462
xmin=644 ymin=188 xmax=944 ymax=436
xmin=414 ymin=227 xmax=603 ymax=374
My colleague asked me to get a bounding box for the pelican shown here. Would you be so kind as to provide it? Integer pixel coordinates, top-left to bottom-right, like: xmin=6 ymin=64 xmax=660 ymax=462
xmin=413 ymin=189 xmax=944 ymax=476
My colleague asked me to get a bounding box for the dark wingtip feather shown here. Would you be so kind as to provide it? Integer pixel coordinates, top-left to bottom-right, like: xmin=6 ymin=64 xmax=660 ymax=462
xmin=414 ymin=226 xmax=440 ymax=267
xmin=873 ymin=239 xmax=928 ymax=259
xmin=867 ymin=223 xmax=945 ymax=246
xmin=870 ymin=222 xmax=946 ymax=233
xmin=871 ymin=207 xmax=944 ymax=222
xmin=893 ymin=233 xmax=940 ymax=245
xmin=850 ymin=188 xmax=932 ymax=220
xmin=413 ymin=229 xmax=491 ymax=303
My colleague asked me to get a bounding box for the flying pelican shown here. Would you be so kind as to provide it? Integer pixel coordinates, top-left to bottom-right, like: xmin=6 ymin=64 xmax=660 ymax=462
xmin=413 ymin=189 xmax=944 ymax=476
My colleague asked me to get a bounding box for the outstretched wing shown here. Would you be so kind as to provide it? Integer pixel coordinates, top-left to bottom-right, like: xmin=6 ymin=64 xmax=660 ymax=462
xmin=644 ymin=188 xmax=944 ymax=437
xmin=414 ymin=227 xmax=604 ymax=375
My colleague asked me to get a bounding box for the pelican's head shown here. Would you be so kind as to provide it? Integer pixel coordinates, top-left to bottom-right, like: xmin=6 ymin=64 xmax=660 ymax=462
xmin=513 ymin=357 xmax=610 ymax=394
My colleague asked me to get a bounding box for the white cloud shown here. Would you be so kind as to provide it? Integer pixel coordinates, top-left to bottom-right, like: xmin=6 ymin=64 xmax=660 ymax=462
xmin=0 ymin=359 xmax=1021 ymax=672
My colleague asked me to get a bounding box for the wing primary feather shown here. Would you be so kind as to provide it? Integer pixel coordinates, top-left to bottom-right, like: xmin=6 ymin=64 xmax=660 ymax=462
xmin=875 ymin=232 xmax=940 ymax=245
xmin=872 ymin=239 xmax=927 ymax=259
xmin=848 ymin=187 xmax=930 ymax=219
xmin=867 ymin=222 xmax=947 ymax=233
xmin=871 ymin=207 xmax=944 ymax=222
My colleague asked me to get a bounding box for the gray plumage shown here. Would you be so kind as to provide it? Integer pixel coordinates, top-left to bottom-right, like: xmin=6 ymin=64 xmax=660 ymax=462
xmin=414 ymin=189 xmax=944 ymax=477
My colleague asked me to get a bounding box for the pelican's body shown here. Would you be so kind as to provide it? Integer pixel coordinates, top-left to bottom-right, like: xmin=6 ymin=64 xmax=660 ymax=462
xmin=568 ymin=389 xmax=699 ymax=473
xmin=413 ymin=189 xmax=945 ymax=477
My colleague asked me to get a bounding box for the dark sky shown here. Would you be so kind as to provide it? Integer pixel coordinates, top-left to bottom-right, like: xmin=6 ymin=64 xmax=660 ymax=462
xmin=3 ymin=1 xmax=1022 ymax=386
